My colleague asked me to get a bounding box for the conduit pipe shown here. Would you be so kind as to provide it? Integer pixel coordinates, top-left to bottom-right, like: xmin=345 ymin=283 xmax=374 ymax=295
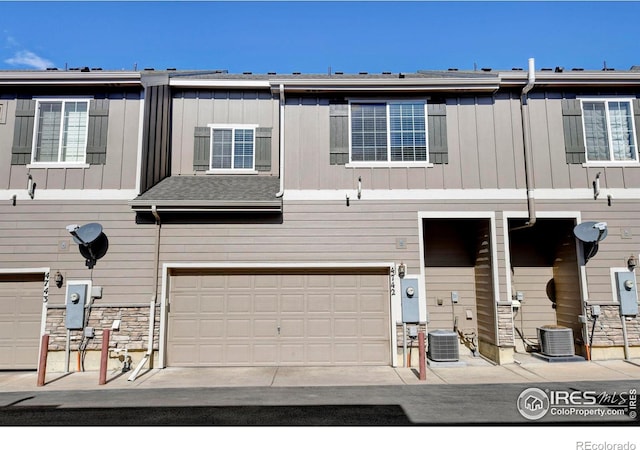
xmin=511 ymin=58 xmax=537 ymax=232
xmin=276 ymin=83 xmax=285 ymax=198
xmin=128 ymin=205 xmax=160 ymax=381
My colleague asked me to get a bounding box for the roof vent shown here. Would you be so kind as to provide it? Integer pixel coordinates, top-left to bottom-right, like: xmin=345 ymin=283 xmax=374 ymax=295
xmin=448 ymin=68 xmax=458 ymax=71
xmin=166 ymin=68 xmax=176 ymax=71
xmin=243 ymin=71 xmax=252 ymax=75
xmin=541 ymin=68 xmax=552 ymax=71
xmin=80 ymin=67 xmax=90 ymax=72
xmin=382 ymin=71 xmax=391 ymax=75
xmin=602 ymin=67 xmax=615 ymax=71
xmin=399 ymin=73 xmax=405 ymax=78
xmin=511 ymin=67 xmax=523 ymax=71
xmin=481 ymin=67 xmax=492 ymax=72
xmin=630 ymin=66 xmax=640 ymax=71
xmin=335 ymin=71 xmax=343 ymax=75
xmin=292 ymin=72 xmax=301 ymax=75
xmin=91 ymin=68 xmax=102 ymax=71
xmin=555 ymin=66 xmax=564 ymax=72
xmin=571 ymin=68 xmax=584 ymax=71
xmin=144 ymin=68 xmax=154 ymax=71
xmin=46 ymin=67 xmax=58 ymax=71
xmin=267 ymin=72 xmax=276 ymax=75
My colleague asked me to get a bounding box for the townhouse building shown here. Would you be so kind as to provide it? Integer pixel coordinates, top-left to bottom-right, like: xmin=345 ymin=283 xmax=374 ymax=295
xmin=1 ymin=61 xmax=638 ymax=374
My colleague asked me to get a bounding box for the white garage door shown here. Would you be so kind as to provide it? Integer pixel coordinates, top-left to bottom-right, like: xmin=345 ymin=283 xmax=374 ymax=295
xmin=167 ymin=268 xmax=391 ymax=366
xmin=0 ymin=274 xmax=44 ymax=370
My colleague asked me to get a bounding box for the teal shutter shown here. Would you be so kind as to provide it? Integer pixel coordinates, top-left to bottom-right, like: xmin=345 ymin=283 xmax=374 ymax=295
xmin=193 ymin=127 xmax=210 ymax=171
xmin=11 ymin=99 xmax=36 ymax=165
xmin=562 ymin=99 xmax=586 ymax=164
xmin=255 ymin=127 xmax=272 ymax=171
xmin=428 ymin=102 xmax=448 ymax=164
xmin=329 ymin=103 xmax=349 ymax=165
xmin=86 ymin=98 xmax=109 ymax=164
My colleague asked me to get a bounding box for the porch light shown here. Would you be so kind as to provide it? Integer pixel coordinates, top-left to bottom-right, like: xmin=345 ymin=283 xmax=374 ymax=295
xmin=398 ymin=262 xmax=407 ymax=279
xmin=54 ymin=271 xmax=64 ymax=288
xmin=627 ymin=254 xmax=637 ymax=271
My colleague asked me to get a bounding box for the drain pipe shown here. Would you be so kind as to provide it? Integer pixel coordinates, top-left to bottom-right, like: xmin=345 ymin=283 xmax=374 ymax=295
xmin=276 ymin=83 xmax=285 ymax=198
xmin=128 ymin=205 xmax=160 ymax=381
xmin=511 ymin=58 xmax=537 ymax=231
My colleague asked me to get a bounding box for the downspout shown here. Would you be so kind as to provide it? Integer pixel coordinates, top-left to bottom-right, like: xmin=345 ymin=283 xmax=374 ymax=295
xmin=128 ymin=204 xmax=160 ymax=381
xmin=276 ymin=83 xmax=285 ymax=198
xmin=511 ymin=58 xmax=537 ymax=231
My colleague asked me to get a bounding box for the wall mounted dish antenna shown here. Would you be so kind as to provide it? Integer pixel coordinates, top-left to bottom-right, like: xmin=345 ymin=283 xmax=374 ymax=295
xmin=66 ymin=223 xmax=109 ymax=269
xmin=573 ymin=221 xmax=607 ymax=264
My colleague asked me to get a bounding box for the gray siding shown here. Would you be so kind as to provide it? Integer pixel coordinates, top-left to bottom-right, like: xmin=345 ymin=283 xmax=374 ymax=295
xmin=171 ymin=90 xmax=278 ymax=176
xmin=2 ymin=93 xmax=141 ymax=191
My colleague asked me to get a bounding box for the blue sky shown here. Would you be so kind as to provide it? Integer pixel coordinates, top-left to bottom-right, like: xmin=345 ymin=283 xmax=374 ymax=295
xmin=1 ymin=1 xmax=640 ymax=74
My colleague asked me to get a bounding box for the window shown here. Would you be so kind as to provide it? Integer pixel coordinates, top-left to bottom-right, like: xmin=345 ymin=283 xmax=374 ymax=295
xmin=582 ymin=99 xmax=637 ymax=163
xmin=210 ymin=126 xmax=255 ymax=170
xmin=33 ymin=100 xmax=89 ymax=163
xmin=350 ymin=101 xmax=427 ymax=163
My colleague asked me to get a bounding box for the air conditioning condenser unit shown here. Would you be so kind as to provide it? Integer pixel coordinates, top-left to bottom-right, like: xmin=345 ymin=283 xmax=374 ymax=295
xmin=427 ymin=330 xmax=459 ymax=362
xmin=537 ymin=325 xmax=574 ymax=357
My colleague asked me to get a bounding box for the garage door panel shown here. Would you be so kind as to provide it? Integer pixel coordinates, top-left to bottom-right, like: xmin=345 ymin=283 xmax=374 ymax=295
xmin=168 ymin=270 xmax=390 ymax=367
xmin=226 ymin=319 xmax=251 ymax=337
xmin=0 ymin=323 xmax=16 ymax=339
xmin=281 ymin=294 xmax=304 ymax=313
xmin=334 ymin=318 xmax=358 ymax=337
xmin=227 ymin=295 xmax=251 ymax=313
xmin=200 ymin=295 xmax=224 ymax=313
xmin=253 ymin=319 xmax=278 ymax=337
xmin=334 ymin=294 xmax=358 ymax=313
xmin=307 ymin=319 xmax=331 ymax=337
xmin=362 ymin=318 xmax=388 ymax=338
xmin=280 ymin=318 xmax=304 ymax=338
xmin=308 ymin=294 xmax=331 ymax=313
xmin=199 ymin=319 xmax=224 ymax=338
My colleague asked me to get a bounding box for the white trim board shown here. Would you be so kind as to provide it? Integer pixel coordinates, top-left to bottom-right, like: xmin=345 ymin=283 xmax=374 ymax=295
xmin=283 ymin=188 xmax=640 ymax=202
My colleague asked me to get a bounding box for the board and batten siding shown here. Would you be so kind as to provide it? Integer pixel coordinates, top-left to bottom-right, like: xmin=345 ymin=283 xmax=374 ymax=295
xmin=1 ymin=93 xmax=141 ymax=192
xmin=283 ymin=94 xmax=527 ymax=191
xmin=528 ymin=92 xmax=640 ymax=190
xmin=170 ymin=90 xmax=279 ymax=176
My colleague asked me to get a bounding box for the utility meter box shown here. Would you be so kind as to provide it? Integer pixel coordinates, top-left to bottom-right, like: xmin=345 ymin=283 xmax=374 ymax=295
xmin=615 ymin=271 xmax=638 ymax=316
xmin=65 ymin=282 xmax=89 ymax=329
xmin=401 ymin=278 xmax=420 ymax=323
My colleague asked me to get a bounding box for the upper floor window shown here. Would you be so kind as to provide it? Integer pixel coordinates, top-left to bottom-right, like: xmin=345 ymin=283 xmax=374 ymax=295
xmin=350 ymin=101 xmax=427 ymax=163
xmin=210 ymin=125 xmax=255 ymax=170
xmin=33 ymin=100 xmax=89 ymax=164
xmin=582 ymin=99 xmax=638 ymax=163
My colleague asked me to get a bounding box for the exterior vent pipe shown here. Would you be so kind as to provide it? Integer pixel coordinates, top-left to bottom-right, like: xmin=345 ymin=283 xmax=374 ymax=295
xmin=511 ymin=58 xmax=537 ymax=231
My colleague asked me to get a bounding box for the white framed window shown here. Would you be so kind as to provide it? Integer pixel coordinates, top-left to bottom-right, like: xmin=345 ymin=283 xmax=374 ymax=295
xmin=32 ymin=99 xmax=89 ymax=164
xmin=581 ymin=98 xmax=638 ymax=163
xmin=208 ymin=125 xmax=256 ymax=171
xmin=349 ymin=100 xmax=427 ymax=163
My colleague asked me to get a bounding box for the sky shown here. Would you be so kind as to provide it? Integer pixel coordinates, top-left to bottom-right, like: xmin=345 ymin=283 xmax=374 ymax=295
xmin=1 ymin=1 xmax=639 ymax=74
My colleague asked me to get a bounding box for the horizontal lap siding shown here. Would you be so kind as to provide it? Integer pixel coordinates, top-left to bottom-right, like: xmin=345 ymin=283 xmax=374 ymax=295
xmin=0 ymin=201 xmax=156 ymax=306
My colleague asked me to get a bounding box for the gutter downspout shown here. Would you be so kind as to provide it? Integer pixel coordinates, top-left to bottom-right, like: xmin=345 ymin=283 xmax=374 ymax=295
xmin=128 ymin=205 xmax=161 ymax=381
xmin=276 ymin=83 xmax=285 ymax=198
xmin=511 ymin=58 xmax=537 ymax=231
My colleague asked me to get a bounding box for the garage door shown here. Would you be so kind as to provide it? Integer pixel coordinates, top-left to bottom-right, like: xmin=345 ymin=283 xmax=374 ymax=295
xmin=0 ymin=274 xmax=44 ymax=370
xmin=167 ymin=268 xmax=391 ymax=366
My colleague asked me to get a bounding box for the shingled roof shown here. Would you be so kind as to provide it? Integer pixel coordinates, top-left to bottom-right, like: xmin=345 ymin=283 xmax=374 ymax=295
xmin=130 ymin=175 xmax=282 ymax=213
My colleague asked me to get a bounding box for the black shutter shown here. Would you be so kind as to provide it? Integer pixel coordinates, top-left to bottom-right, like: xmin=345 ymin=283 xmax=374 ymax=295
xmin=562 ymin=99 xmax=586 ymax=164
xmin=329 ymin=103 xmax=349 ymax=165
xmin=428 ymin=102 xmax=448 ymax=164
xmin=86 ymin=98 xmax=109 ymax=164
xmin=255 ymin=127 xmax=272 ymax=171
xmin=193 ymin=127 xmax=210 ymax=171
xmin=11 ymin=99 xmax=36 ymax=165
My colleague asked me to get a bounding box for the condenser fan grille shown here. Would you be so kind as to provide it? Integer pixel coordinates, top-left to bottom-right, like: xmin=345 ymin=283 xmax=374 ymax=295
xmin=427 ymin=330 xmax=459 ymax=362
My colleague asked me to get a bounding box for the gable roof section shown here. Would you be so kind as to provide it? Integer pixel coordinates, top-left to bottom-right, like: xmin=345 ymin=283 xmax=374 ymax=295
xmin=129 ymin=176 xmax=282 ymax=213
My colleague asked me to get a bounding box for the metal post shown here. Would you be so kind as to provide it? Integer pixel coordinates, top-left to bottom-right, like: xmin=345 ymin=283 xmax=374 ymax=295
xmin=99 ymin=329 xmax=110 ymax=385
xmin=418 ymin=331 xmax=426 ymax=381
xmin=64 ymin=329 xmax=70 ymax=373
xmin=621 ymin=316 xmax=631 ymax=361
xmin=37 ymin=334 xmax=49 ymax=387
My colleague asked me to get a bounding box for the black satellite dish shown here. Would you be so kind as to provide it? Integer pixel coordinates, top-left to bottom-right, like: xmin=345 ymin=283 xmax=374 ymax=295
xmin=573 ymin=221 xmax=607 ymax=263
xmin=67 ymin=223 xmax=109 ymax=269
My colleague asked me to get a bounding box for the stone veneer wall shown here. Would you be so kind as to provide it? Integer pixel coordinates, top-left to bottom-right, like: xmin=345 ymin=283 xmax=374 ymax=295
xmin=45 ymin=305 xmax=160 ymax=352
xmin=395 ymin=323 xmax=428 ymax=349
xmin=496 ymin=304 xmax=515 ymax=347
xmin=587 ymin=305 xmax=640 ymax=347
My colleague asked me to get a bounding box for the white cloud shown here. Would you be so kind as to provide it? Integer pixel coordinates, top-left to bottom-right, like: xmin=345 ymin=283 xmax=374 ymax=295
xmin=5 ymin=50 xmax=54 ymax=70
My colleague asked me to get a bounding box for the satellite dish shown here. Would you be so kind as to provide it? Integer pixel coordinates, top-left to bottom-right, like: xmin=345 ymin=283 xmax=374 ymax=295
xmin=67 ymin=223 xmax=109 ymax=269
xmin=573 ymin=221 xmax=608 ymax=243
xmin=573 ymin=221 xmax=607 ymax=263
